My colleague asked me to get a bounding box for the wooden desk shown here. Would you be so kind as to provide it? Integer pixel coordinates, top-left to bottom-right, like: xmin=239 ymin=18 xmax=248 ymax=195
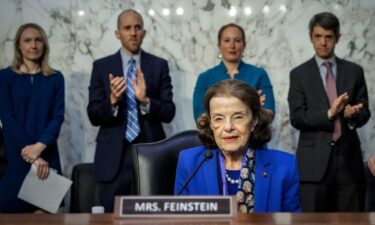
xmin=1 ymin=213 xmax=375 ymax=225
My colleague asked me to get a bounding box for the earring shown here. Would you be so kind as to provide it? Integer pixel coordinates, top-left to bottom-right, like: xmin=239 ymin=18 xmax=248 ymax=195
xmin=217 ymin=52 xmax=223 ymax=59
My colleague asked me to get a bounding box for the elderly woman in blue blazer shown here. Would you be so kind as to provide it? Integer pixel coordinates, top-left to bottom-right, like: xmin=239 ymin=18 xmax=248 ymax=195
xmin=174 ymin=79 xmax=301 ymax=213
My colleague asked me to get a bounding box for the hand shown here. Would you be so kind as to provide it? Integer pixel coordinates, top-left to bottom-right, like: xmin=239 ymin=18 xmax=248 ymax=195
xmin=258 ymin=90 xmax=266 ymax=107
xmin=109 ymin=73 xmax=126 ymax=106
xmin=33 ymin=158 xmax=49 ymax=180
xmin=368 ymin=154 xmax=375 ymax=176
xmin=328 ymin=92 xmax=349 ymax=119
xmin=344 ymin=103 xmax=363 ymax=119
xmin=133 ymin=67 xmax=149 ymax=105
xmin=21 ymin=142 xmax=46 ymax=163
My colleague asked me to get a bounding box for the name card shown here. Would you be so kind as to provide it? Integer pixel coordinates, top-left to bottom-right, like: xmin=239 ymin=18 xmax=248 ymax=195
xmin=114 ymin=196 xmax=236 ymax=218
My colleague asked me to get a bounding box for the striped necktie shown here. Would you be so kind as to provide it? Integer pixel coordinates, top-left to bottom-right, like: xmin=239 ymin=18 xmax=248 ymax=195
xmin=324 ymin=61 xmax=341 ymax=141
xmin=125 ymin=58 xmax=140 ymax=142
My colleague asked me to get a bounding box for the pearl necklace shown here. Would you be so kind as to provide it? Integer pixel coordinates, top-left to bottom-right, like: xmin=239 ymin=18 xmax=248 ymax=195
xmin=225 ymin=172 xmax=240 ymax=184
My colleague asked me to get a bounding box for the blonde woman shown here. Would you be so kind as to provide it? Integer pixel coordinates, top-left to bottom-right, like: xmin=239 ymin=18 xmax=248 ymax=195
xmin=0 ymin=23 xmax=64 ymax=212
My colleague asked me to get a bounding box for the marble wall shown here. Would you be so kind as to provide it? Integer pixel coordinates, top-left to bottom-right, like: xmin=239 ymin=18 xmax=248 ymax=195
xmin=0 ymin=0 xmax=374 ymax=177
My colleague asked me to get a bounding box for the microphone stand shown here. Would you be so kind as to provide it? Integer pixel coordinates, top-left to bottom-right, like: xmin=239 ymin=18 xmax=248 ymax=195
xmin=176 ymin=150 xmax=213 ymax=195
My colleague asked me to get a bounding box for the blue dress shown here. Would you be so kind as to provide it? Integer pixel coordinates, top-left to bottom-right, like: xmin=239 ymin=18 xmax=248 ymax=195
xmin=193 ymin=61 xmax=275 ymax=120
xmin=0 ymin=67 xmax=64 ymax=212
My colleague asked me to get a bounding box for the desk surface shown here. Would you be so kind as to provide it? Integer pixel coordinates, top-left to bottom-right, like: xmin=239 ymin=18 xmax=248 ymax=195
xmin=1 ymin=213 xmax=375 ymax=225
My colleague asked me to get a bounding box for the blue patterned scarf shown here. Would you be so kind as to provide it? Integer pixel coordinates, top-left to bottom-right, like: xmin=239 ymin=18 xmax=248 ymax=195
xmin=236 ymin=148 xmax=255 ymax=213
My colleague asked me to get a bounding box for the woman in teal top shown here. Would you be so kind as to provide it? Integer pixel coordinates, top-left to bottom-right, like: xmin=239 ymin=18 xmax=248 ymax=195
xmin=193 ymin=23 xmax=275 ymax=121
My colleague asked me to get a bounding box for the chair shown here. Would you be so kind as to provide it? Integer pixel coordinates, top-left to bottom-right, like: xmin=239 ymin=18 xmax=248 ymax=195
xmin=130 ymin=130 xmax=202 ymax=195
xmin=70 ymin=163 xmax=100 ymax=212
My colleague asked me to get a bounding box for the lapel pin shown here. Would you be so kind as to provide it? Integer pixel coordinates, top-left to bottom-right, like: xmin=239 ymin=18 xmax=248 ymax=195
xmin=262 ymin=172 xmax=268 ymax=177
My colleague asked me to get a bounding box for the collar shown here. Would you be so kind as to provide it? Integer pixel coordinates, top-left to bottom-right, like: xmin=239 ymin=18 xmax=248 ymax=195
xmin=120 ymin=48 xmax=141 ymax=66
xmin=314 ymin=54 xmax=336 ymax=67
xmin=218 ymin=60 xmax=245 ymax=75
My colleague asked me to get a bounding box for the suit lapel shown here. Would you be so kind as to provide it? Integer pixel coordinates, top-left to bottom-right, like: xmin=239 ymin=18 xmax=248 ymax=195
xmin=140 ymin=50 xmax=152 ymax=80
xmin=335 ymin=57 xmax=345 ymax=95
xmin=306 ymin=58 xmax=330 ymax=107
xmin=111 ymin=51 xmax=127 ymax=119
xmin=100 ymin=51 xmax=124 ymax=109
xmin=254 ymin=149 xmax=271 ymax=212
xmin=203 ymin=150 xmax=220 ymax=195
xmin=112 ymin=50 xmax=124 ymax=78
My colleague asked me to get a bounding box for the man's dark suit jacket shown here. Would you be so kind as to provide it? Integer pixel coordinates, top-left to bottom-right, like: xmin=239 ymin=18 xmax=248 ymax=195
xmin=288 ymin=57 xmax=370 ymax=183
xmin=87 ymin=50 xmax=175 ymax=182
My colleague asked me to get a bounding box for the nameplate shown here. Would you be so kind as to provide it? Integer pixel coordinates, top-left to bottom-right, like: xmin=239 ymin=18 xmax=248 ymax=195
xmin=114 ymin=196 xmax=236 ymax=218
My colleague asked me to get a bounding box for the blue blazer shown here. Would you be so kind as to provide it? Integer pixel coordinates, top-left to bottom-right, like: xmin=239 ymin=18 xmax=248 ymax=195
xmin=87 ymin=50 xmax=175 ymax=182
xmin=174 ymin=146 xmax=301 ymax=212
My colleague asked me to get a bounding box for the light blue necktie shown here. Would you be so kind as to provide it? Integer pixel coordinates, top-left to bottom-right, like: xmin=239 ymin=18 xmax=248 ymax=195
xmin=125 ymin=58 xmax=140 ymax=142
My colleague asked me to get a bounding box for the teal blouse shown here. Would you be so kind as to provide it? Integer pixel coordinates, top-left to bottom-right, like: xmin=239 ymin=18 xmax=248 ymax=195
xmin=193 ymin=61 xmax=275 ymax=120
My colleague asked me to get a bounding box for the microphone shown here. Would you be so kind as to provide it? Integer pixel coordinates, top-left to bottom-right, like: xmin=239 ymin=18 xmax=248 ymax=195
xmin=176 ymin=150 xmax=213 ymax=195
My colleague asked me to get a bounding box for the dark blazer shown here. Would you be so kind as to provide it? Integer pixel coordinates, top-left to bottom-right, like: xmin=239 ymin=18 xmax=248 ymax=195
xmin=0 ymin=68 xmax=64 ymax=212
xmin=174 ymin=146 xmax=302 ymax=212
xmin=0 ymin=126 xmax=6 ymax=177
xmin=288 ymin=57 xmax=370 ymax=182
xmin=87 ymin=50 xmax=175 ymax=182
